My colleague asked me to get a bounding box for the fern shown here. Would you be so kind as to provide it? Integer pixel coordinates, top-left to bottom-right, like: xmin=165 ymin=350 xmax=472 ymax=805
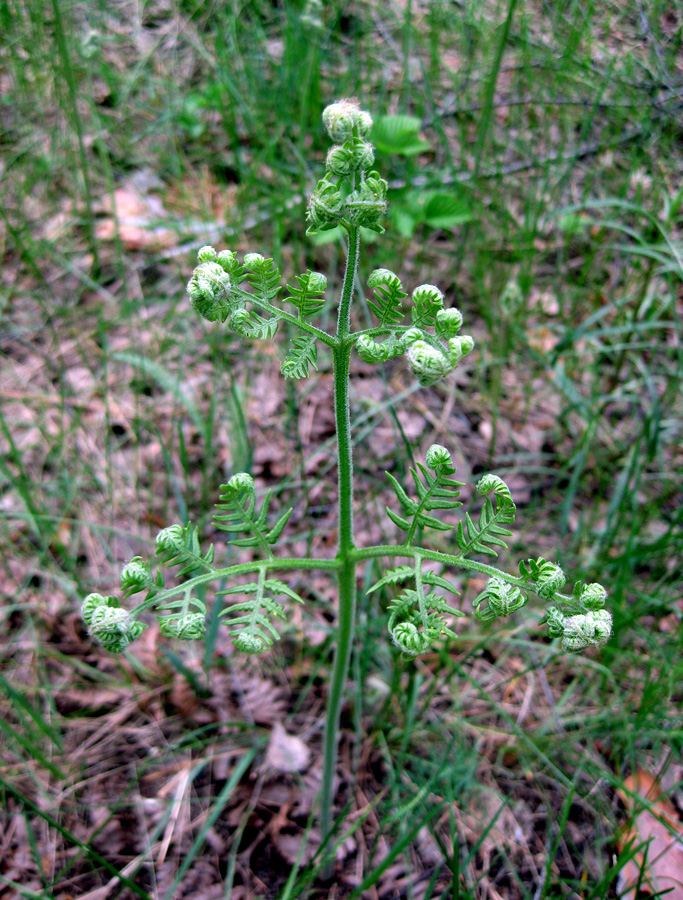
xmin=155 ymin=523 xmax=215 ymax=576
xmin=410 ymin=284 xmax=444 ymax=330
xmin=218 ymin=580 xmax=287 ymax=654
xmin=213 ymin=473 xmax=292 ymax=556
xmin=284 ymin=270 xmax=327 ymax=319
xmin=367 ymin=564 xmax=459 ymax=596
xmin=385 ymin=453 xmax=464 ymax=545
xmin=387 ymin=588 xmax=462 ymax=656
xmin=366 ymin=268 xmax=407 ymax=326
xmin=281 ymin=335 xmax=318 ymax=379
xmin=367 ymin=565 xmax=416 ymax=593
xmin=455 ymin=475 xmax=516 ymax=558
xmin=244 ymin=254 xmax=281 ymax=302
xmin=231 ymin=309 xmax=280 ymax=340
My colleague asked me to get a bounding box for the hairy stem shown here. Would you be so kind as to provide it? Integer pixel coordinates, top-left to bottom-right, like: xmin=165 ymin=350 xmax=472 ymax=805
xmin=320 ymin=225 xmax=360 ymax=864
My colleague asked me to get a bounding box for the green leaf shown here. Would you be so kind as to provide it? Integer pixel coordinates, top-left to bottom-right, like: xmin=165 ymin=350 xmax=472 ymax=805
xmin=385 ymin=456 xmax=464 ymax=541
xmin=245 ymin=256 xmax=281 ymax=301
xmin=367 ymin=565 xmax=416 ymax=593
xmin=371 ymin=115 xmax=431 ymax=156
xmin=421 ymin=193 xmax=472 ymax=230
xmin=213 ymin=481 xmax=290 ymax=552
xmin=281 ymin=335 xmax=318 ymax=379
xmin=456 ymin=493 xmax=516 ymax=559
xmin=367 ymin=269 xmax=407 ymax=326
xmin=284 ymin=271 xmax=327 ymax=318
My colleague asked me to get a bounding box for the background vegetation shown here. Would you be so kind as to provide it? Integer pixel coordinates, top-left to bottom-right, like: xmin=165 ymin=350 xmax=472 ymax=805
xmin=1 ymin=0 xmax=682 ymax=897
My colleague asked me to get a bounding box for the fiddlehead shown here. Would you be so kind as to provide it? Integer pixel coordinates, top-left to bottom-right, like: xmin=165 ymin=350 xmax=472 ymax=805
xmin=385 ymin=444 xmax=464 ymax=544
xmin=473 ymin=577 xmax=527 ymax=622
xmin=381 ymin=555 xmax=463 ymax=657
xmin=366 ymin=268 xmax=407 ymax=326
xmin=284 ymin=270 xmax=327 ymax=319
xmin=155 ymin=523 xmax=215 ymax=575
xmin=281 ymin=335 xmax=318 ymax=379
xmin=354 ymin=274 xmax=474 ymax=386
xmin=454 ymin=474 xmax=516 ymax=558
xmin=216 ymin=570 xmax=303 ymax=654
xmin=213 ymin=472 xmax=292 ymax=558
xmin=156 ymin=589 xmax=207 ymax=640
xmin=82 ymin=594 xmax=146 ymax=654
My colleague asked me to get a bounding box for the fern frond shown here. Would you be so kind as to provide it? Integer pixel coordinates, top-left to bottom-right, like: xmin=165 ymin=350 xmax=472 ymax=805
xmin=231 ymin=309 xmax=280 ymax=340
xmin=410 ymin=284 xmax=444 ymax=330
xmin=244 ymin=254 xmax=281 ymax=302
xmin=217 ymin=579 xmax=305 ymax=606
xmin=284 ymin=270 xmax=327 ymax=318
xmin=213 ymin=473 xmax=292 ymax=555
xmin=155 ymin=523 xmax=215 ymax=576
xmin=385 ymin=447 xmax=464 ymax=543
xmin=387 ymin=588 xmax=461 ymax=657
xmin=455 ymin=475 xmax=516 ymax=558
xmin=218 ymin=577 xmax=287 ymax=654
xmin=367 ymin=565 xmax=416 ymax=594
xmin=281 ymin=335 xmax=318 ymax=379
xmin=366 ymin=268 xmax=407 ymax=326
xmin=422 ymin=571 xmax=460 ymax=595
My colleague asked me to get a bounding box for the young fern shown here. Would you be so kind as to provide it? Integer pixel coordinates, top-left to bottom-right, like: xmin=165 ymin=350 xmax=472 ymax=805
xmin=455 ymin=474 xmax=516 ymax=558
xmin=82 ymin=97 xmax=612 ymax=859
xmin=213 ymin=473 xmax=292 ymax=556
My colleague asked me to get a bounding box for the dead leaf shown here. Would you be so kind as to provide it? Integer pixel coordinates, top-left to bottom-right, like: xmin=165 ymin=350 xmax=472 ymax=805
xmin=265 ymin=722 xmax=311 ymax=774
xmin=617 ymin=771 xmax=683 ymax=900
xmin=95 ymin=175 xmax=177 ymax=251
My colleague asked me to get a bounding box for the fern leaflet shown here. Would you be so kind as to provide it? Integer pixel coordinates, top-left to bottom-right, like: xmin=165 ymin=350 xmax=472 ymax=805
xmin=281 ymin=335 xmax=318 ymax=379
xmin=155 ymin=523 xmax=215 ymax=577
xmin=455 ymin=475 xmax=515 ymax=558
xmin=245 ymin=255 xmax=281 ymax=301
xmin=367 ymin=269 xmax=407 ymax=326
xmin=385 ymin=457 xmax=464 ymax=544
xmin=284 ymin=271 xmax=327 ymax=318
xmin=213 ymin=474 xmax=292 ymax=556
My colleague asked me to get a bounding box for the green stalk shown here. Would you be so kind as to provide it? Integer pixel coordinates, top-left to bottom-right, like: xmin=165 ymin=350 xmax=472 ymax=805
xmin=319 ymin=225 xmax=361 ymax=864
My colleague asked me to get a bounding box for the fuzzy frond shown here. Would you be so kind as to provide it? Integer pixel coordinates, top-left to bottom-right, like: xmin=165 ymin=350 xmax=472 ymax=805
xmin=281 ymin=335 xmax=318 ymax=379
xmin=213 ymin=473 xmax=292 ymax=553
xmin=244 ymin=254 xmax=281 ymax=302
xmin=387 ymin=588 xmax=461 ymax=657
xmin=367 ymin=565 xmax=416 ymax=593
xmin=284 ymin=271 xmax=327 ymax=319
xmin=410 ymin=284 xmax=444 ymax=330
xmin=455 ymin=476 xmax=516 ymax=558
xmin=367 ymin=269 xmax=407 ymax=326
xmin=367 ymin=565 xmax=460 ymax=596
xmin=218 ymin=581 xmax=287 ymax=654
xmin=155 ymin=523 xmax=215 ymax=576
xmin=385 ymin=448 xmax=464 ymax=542
xmin=231 ymin=309 xmax=280 ymax=341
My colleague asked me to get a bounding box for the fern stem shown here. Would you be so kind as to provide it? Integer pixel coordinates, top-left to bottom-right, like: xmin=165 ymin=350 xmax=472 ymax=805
xmin=231 ymin=286 xmax=336 ymax=348
xmin=351 ymin=543 xmax=531 ymax=586
xmin=413 ymin=553 xmax=428 ymax=629
xmin=129 ymin=556 xmax=340 ymax=616
xmin=320 ymin=225 xmax=360 ymax=868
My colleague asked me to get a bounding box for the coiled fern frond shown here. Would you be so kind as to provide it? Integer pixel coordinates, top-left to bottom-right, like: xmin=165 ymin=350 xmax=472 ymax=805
xmin=281 ymin=335 xmax=318 ymax=379
xmin=156 ymin=592 xmax=207 ymax=640
xmin=155 ymin=523 xmax=215 ymax=576
xmin=366 ymin=268 xmax=407 ymax=326
xmin=455 ymin=475 xmax=516 ymax=558
xmin=284 ymin=270 xmax=327 ymax=319
xmin=385 ymin=444 xmax=464 ymax=545
xmin=217 ymin=575 xmax=302 ymax=653
xmin=244 ymin=253 xmax=281 ymax=302
xmin=213 ymin=473 xmax=292 ymax=555
xmin=387 ymin=589 xmax=462 ymax=657
xmin=367 ymin=564 xmax=458 ymax=597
